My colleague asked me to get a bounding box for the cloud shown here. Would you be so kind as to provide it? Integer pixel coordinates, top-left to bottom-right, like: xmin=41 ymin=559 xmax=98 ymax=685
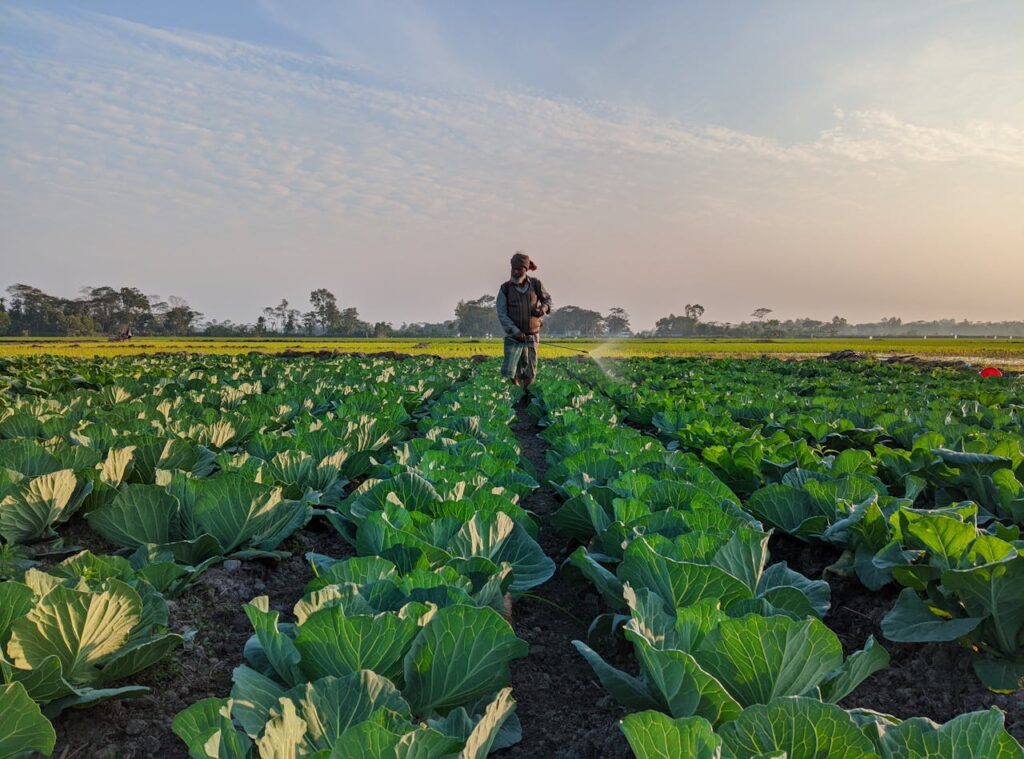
xmin=1 ymin=4 xmax=1022 ymax=326
xmin=2 ymin=4 xmax=1021 ymax=230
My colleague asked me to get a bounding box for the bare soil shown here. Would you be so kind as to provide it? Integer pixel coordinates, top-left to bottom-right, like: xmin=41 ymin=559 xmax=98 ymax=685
xmin=769 ymin=533 xmax=1024 ymax=742
xmin=50 ymin=520 xmax=353 ymax=759
xmin=498 ymin=397 xmax=631 ymax=759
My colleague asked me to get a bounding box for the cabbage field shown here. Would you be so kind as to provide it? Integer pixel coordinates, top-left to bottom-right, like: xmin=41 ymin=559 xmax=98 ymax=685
xmin=0 ymin=353 xmax=1021 ymax=758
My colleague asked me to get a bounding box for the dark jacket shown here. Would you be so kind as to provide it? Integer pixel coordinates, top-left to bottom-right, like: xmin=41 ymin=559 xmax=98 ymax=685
xmin=496 ymin=277 xmax=553 ymax=336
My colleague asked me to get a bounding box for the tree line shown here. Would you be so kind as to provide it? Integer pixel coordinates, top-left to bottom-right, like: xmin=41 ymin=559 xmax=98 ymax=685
xmin=2 ymin=283 xmax=1022 ymax=338
xmin=0 ymin=284 xmax=201 ymax=337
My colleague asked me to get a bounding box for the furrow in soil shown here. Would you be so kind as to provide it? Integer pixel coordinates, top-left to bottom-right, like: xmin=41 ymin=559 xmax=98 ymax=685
xmin=499 ymin=398 xmax=631 ymax=759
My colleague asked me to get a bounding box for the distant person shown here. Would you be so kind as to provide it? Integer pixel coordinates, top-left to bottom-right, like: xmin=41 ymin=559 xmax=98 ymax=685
xmin=496 ymin=252 xmax=552 ymax=392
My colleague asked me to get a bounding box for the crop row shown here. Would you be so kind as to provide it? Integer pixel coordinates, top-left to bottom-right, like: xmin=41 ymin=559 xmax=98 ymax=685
xmin=0 ymin=354 xmax=468 ymax=756
xmin=529 ymin=362 xmax=1022 ymax=757
xmin=574 ymin=357 xmax=1024 ymax=693
xmin=170 ymin=370 xmax=563 ymax=756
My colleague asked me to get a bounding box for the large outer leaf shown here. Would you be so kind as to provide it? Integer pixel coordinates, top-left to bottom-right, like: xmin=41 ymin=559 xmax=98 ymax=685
xmin=243 ymin=597 xmax=303 ymax=687
xmin=710 ymin=529 xmax=769 ymax=593
xmin=403 ymin=605 xmax=527 ymax=715
xmin=1 ymin=655 xmax=75 ymax=703
xmin=193 ymin=475 xmax=307 ymax=554
xmin=99 ymin=634 xmax=183 ymax=681
xmin=230 ymin=665 xmax=287 ymax=740
xmin=490 ymin=522 xmax=555 ymax=592
xmin=572 ymin=640 xmax=660 ymax=711
xmin=0 ymin=470 xmax=79 ymax=543
xmin=619 ymin=539 xmax=751 ymax=612
xmin=7 ymin=579 xmax=142 ymax=685
xmin=746 ymin=484 xmax=825 ymax=537
xmin=0 ymin=681 xmax=56 ymax=758
xmin=87 ymin=483 xmax=182 ymax=548
xmin=877 ymin=707 xmax=1023 ymax=759
xmin=819 ymin=636 xmax=890 ymax=703
xmin=972 ymin=658 xmax=1024 ymax=693
xmin=620 ymin=711 xmax=723 ymax=759
xmin=880 ymin=588 xmax=983 ymax=643
xmin=295 ymin=608 xmax=420 ymax=682
xmin=43 ymin=684 xmax=149 ymax=717
xmin=694 ymin=615 xmax=843 ymax=707
xmin=898 ymin=511 xmax=978 ymax=569
xmin=344 ymin=473 xmax=442 ymax=521
xmin=290 ymin=672 xmax=412 ymax=753
xmin=629 ymin=634 xmax=742 ymax=725
xmin=718 ymin=697 xmax=877 ymax=758
xmin=446 ymin=687 xmax=517 ymax=759
xmin=566 ymin=548 xmax=625 ymax=609
xmin=942 ymin=555 xmax=1024 ymax=657
xmin=933 ymin=448 xmax=1012 ymax=473
xmin=447 ymin=512 xmax=554 ymax=592
xmin=255 ymin=698 xmax=307 ymax=759
xmin=172 ymin=697 xmax=252 ymax=759
xmin=757 ymin=562 xmax=831 ymax=619
xmin=0 ymin=582 xmax=35 ymax=643
xmin=0 ymin=440 xmax=62 ymax=477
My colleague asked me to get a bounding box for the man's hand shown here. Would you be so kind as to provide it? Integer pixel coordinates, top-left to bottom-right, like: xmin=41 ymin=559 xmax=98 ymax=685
xmin=514 ymin=332 xmax=527 ymax=342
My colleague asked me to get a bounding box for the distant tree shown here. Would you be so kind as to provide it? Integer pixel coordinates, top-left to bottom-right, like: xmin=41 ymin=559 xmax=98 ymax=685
xmin=283 ymin=308 xmax=301 ymax=335
xmin=309 ymin=288 xmax=343 ymax=333
xmin=6 ymin=284 xmax=68 ymax=335
xmin=751 ymin=307 xmax=772 ymax=322
xmin=825 ymin=315 xmax=847 ymax=336
xmin=0 ymin=310 xmax=11 ymax=336
xmin=604 ymin=306 xmax=631 ymax=335
xmin=301 ymin=311 xmax=317 ymax=335
xmin=63 ymin=315 xmax=95 ymax=337
xmin=161 ymin=296 xmax=201 ymax=335
xmin=337 ymin=307 xmax=369 ymax=336
xmin=454 ymin=294 xmax=500 ymax=336
xmin=655 ymin=313 xmax=699 ymax=337
xmin=546 ymin=305 xmax=604 ymax=336
xmin=684 ymin=304 xmax=705 ymax=321
xmin=372 ymin=321 xmax=393 ymax=338
xmin=261 ymin=306 xmax=277 ymax=332
xmin=274 ymin=300 xmax=290 ymax=333
xmin=81 ymin=286 xmax=120 ymax=332
xmin=116 ymin=287 xmax=151 ymax=330
xmin=202 ymin=319 xmax=251 ymax=336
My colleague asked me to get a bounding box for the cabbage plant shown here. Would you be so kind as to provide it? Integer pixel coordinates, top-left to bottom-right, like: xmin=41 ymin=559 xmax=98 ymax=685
xmin=85 ymin=473 xmax=314 ymax=593
xmin=621 ymin=700 xmax=1023 ymax=759
xmin=881 ymin=505 xmax=1024 ymax=691
xmin=0 ymin=552 xmax=182 ymax=716
xmin=174 ymin=674 xmax=517 ymax=759
xmin=576 ymin=584 xmax=887 ymax=724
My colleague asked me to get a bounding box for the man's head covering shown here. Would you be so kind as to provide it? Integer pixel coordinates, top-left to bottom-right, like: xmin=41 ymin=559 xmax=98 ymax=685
xmin=511 ymin=252 xmax=537 ymax=271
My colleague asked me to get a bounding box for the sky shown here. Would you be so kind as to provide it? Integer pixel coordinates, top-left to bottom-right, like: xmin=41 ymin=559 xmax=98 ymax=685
xmin=1 ymin=0 xmax=1022 ymax=330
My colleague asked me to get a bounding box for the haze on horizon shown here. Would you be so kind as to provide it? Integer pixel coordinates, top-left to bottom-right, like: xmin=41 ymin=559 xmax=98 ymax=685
xmin=1 ymin=0 xmax=1022 ymax=332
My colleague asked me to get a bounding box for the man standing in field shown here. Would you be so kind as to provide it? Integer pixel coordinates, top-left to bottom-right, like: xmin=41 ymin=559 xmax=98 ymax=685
xmin=496 ymin=251 xmax=553 ymax=392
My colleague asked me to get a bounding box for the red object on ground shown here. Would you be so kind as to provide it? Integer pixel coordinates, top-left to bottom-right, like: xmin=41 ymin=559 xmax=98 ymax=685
xmin=979 ymin=367 xmax=1003 ymax=377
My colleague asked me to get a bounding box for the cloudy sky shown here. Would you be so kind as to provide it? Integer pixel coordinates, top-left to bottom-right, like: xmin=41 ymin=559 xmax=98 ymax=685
xmin=1 ymin=1 xmax=1022 ymax=329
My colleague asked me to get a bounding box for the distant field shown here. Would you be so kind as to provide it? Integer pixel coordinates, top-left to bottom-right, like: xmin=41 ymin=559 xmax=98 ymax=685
xmin=1 ymin=336 xmax=1023 ymax=362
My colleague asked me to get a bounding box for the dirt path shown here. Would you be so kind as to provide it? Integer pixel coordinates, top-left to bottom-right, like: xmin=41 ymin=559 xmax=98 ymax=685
xmin=499 ymin=397 xmax=631 ymax=759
